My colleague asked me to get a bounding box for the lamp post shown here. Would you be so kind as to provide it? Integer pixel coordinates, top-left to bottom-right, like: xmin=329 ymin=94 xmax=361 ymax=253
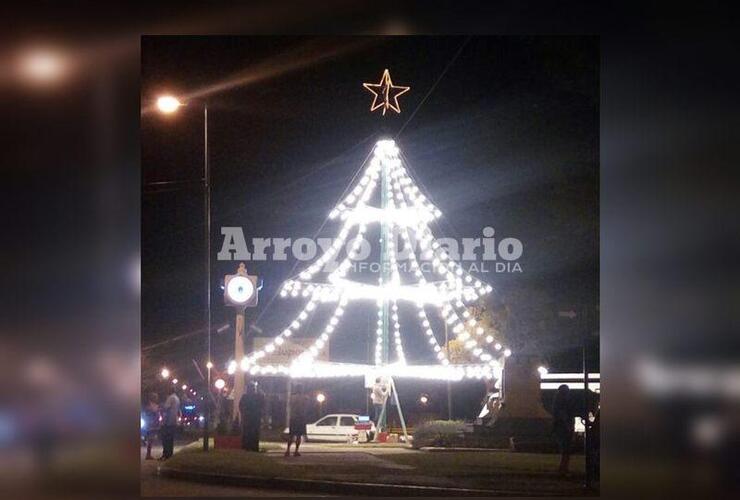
xmin=316 ymin=393 xmax=326 ymax=416
xmin=155 ymin=95 xmax=212 ymax=451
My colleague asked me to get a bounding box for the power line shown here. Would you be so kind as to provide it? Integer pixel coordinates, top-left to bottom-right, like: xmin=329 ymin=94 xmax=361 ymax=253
xmin=396 ymin=36 xmax=472 ymax=138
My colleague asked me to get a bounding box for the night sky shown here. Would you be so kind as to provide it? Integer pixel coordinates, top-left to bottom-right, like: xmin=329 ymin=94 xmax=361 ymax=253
xmin=142 ymin=36 xmax=598 ymax=416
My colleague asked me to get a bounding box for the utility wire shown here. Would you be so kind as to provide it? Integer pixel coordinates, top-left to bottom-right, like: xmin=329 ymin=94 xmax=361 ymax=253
xmin=395 ymin=36 xmax=471 ymax=139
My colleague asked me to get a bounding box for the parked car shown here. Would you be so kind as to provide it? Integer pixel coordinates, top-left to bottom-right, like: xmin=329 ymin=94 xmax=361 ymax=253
xmin=304 ymin=414 xmax=376 ymax=442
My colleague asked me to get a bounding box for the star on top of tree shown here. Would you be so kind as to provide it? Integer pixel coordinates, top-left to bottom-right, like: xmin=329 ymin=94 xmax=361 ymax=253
xmin=363 ymin=69 xmax=410 ymax=115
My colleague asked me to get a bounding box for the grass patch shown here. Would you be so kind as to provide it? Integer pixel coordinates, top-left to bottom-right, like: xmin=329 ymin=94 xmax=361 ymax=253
xmin=386 ymin=450 xmax=584 ymax=476
xmin=166 ymin=448 xmax=394 ymax=481
xmin=383 ymin=451 xmax=587 ymax=493
xmin=165 ymin=447 xmax=591 ymax=494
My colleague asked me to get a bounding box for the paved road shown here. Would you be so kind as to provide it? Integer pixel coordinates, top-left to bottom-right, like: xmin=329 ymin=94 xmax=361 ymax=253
xmin=141 ymin=441 xmax=333 ymax=497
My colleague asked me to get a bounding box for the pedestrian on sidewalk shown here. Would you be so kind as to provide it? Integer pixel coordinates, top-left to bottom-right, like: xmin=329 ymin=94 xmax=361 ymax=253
xmin=239 ymin=381 xmax=265 ymax=452
xmin=551 ymin=384 xmax=575 ymax=476
xmin=160 ymin=385 xmax=180 ymax=460
xmin=143 ymin=392 xmax=160 ymax=460
xmin=285 ymin=384 xmax=309 ymax=457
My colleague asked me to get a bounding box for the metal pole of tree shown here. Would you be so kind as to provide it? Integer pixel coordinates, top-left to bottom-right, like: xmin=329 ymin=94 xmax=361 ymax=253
xmin=285 ymin=379 xmax=291 ymax=434
xmin=445 ymin=322 xmax=452 ymax=420
xmin=378 ymin=149 xmax=390 ymax=433
xmin=203 ymin=104 xmax=211 ymax=452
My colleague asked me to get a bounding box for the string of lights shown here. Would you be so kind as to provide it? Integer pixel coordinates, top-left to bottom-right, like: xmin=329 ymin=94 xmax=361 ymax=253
xmin=238 ymin=138 xmax=510 ymax=380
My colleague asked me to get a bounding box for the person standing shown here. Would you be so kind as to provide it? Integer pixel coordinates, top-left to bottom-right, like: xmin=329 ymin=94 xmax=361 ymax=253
xmin=143 ymin=392 xmax=160 ymax=460
xmin=370 ymin=378 xmax=388 ymax=431
xmin=285 ymin=384 xmax=309 ymax=457
xmin=239 ymin=381 xmax=265 ymax=452
xmin=551 ymin=384 xmax=575 ymax=476
xmin=159 ymin=386 xmax=180 ymax=460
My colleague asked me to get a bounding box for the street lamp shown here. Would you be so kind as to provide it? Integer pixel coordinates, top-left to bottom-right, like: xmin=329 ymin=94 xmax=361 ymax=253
xmin=214 ymin=378 xmax=226 ymax=390
xmin=17 ymin=48 xmax=67 ymax=85
xmin=161 ymin=367 xmax=170 ymax=379
xmin=316 ymin=393 xmax=326 ymax=415
xmin=156 ymin=95 xmax=182 ymax=114
xmin=182 ymin=384 xmax=188 ymax=391
xmin=172 ymin=378 xmax=178 ymax=385
xmin=419 ymin=394 xmax=429 ymax=405
xmin=155 ymin=95 xmax=212 ymax=452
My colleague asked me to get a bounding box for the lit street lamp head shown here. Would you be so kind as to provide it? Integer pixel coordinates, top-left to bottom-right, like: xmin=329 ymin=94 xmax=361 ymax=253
xmin=316 ymin=393 xmax=326 ymax=403
xmin=17 ymin=48 xmax=67 ymax=85
xmin=156 ymin=95 xmax=182 ymax=114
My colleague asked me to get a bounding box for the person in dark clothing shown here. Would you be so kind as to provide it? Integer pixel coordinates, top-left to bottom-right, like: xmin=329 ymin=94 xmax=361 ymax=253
xmin=143 ymin=392 xmax=160 ymax=460
xmin=285 ymin=384 xmax=309 ymax=457
xmin=552 ymin=384 xmax=575 ymax=475
xmin=239 ymin=381 xmax=265 ymax=452
xmin=159 ymin=385 xmax=180 ymax=460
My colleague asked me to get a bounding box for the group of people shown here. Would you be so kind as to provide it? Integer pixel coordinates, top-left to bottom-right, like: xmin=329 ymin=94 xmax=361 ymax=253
xmin=142 ymin=380 xmax=312 ymax=460
xmin=236 ymin=382 xmax=309 ymax=457
xmin=237 ymin=382 xmax=310 ymax=457
xmin=145 ymin=379 xmax=598 ymax=475
xmin=142 ymin=385 xmax=181 ymax=461
xmin=145 ymin=379 xmax=600 ymax=476
xmin=238 ymin=382 xmax=316 ymax=457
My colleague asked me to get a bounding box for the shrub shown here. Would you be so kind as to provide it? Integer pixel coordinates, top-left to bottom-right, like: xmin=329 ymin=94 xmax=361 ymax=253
xmin=411 ymin=420 xmax=466 ymax=449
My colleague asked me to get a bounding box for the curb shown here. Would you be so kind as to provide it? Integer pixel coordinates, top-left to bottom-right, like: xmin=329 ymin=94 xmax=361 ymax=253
xmin=419 ymin=447 xmax=511 ymax=452
xmin=159 ymin=466 xmax=540 ymax=497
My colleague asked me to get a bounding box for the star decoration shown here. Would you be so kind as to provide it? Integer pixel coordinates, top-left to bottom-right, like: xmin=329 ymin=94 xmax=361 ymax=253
xmin=363 ymin=69 xmax=410 ymax=115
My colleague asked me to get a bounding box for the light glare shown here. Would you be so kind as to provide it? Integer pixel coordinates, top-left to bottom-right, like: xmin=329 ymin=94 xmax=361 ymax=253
xmin=156 ymin=95 xmax=182 ymax=114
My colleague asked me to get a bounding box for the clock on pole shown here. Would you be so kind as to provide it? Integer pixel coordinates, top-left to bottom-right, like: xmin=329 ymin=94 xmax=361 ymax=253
xmin=224 ymin=262 xmax=259 ymax=421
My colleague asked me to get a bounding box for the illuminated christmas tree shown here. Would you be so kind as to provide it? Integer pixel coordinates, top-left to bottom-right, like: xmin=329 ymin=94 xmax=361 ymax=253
xmin=238 ymin=138 xmax=512 ymax=382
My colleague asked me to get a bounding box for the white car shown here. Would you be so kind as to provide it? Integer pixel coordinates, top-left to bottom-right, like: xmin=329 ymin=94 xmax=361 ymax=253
xmin=305 ymin=414 xmax=375 ymax=442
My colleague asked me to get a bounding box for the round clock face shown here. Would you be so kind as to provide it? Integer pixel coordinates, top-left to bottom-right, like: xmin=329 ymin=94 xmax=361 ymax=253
xmin=226 ymin=275 xmax=254 ymax=304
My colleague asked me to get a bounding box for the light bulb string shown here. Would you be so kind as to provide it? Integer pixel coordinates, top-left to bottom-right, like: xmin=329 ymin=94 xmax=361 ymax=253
xmin=252 ymin=145 xmax=376 ymax=329
xmin=387 ymin=162 xmax=449 ymax=365
xmin=285 ymin=148 xmax=377 ymax=283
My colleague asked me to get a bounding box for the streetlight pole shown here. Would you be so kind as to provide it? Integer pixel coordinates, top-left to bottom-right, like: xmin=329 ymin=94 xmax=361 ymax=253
xmin=153 ymin=95 xmax=212 ymax=452
xmin=203 ymin=104 xmax=212 ymax=452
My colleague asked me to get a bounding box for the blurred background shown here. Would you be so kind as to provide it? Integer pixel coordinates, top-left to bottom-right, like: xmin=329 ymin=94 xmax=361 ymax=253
xmin=0 ymin=1 xmax=737 ymax=498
